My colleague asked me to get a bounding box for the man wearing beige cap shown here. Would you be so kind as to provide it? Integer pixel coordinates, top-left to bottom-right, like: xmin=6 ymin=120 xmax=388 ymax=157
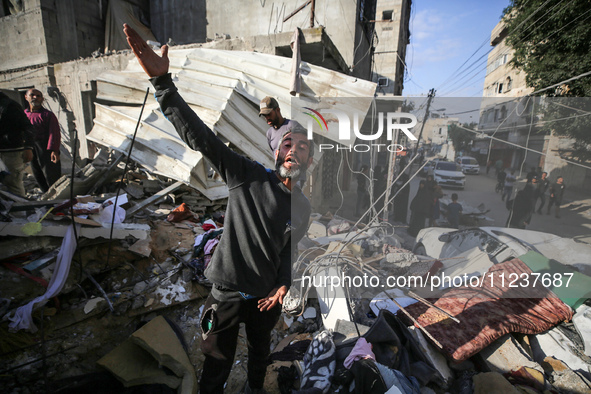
xmin=259 ymin=96 xmax=300 ymax=152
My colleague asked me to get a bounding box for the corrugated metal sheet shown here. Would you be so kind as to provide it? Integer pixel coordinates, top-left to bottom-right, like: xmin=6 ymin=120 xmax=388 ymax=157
xmin=88 ymin=48 xmax=376 ymax=200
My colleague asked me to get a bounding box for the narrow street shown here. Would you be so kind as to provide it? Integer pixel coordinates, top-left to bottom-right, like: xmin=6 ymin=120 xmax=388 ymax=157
xmin=444 ymin=168 xmax=591 ymax=241
xmin=346 ymin=164 xmax=591 ymax=245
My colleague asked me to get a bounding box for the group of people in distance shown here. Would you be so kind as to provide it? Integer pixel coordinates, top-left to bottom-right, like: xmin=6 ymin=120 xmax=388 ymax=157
xmin=358 ymin=159 xmax=568 ymax=237
xmin=506 ymin=166 xmax=566 ymax=229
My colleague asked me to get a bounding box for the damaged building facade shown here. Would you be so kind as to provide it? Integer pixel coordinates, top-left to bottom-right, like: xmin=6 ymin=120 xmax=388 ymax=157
xmin=1 ymin=0 xmax=412 ymax=208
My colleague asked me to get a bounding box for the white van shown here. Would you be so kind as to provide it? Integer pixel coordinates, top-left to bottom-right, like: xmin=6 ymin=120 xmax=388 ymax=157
xmin=455 ymin=156 xmax=480 ymax=175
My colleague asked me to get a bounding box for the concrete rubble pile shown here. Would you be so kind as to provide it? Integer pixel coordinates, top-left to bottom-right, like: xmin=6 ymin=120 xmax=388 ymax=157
xmin=0 ymin=151 xmax=229 ymax=393
xmin=268 ymin=214 xmax=591 ymax=394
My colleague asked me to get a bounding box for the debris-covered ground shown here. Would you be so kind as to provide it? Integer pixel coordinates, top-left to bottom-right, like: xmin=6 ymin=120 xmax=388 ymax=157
xmin=1 ymin=152 xmax=591 ymax=394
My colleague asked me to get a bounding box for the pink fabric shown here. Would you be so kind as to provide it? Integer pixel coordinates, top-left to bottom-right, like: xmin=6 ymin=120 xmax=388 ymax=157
xmin=24 ymin=108 xmax=61 ymax=151
xmin=204 ymin=238 xmax=219 ymax=256
xmin=344 ymin=337 xmax=375 ymax=369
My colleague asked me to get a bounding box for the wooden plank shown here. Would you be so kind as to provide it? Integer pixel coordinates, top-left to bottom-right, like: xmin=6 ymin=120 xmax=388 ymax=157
xmin=0 ymin=190 xmax=28 ymax=203
xmin=126 ymin=181 xmax=184 ymax=217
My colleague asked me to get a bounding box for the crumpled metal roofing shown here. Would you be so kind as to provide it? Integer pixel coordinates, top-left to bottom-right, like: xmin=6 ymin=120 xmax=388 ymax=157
xmin=88 ymin=48 xmax=376 ymax=200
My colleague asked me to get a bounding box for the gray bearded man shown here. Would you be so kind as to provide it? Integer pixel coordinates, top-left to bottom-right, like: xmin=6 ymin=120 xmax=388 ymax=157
xmin=124 ymin=24 xmax=312 ymax=394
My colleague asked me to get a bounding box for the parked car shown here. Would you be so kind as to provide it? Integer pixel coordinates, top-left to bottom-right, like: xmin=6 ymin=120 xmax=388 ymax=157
xmin=455 ymin=156 xmax=480 ymax=174
xmin=413 ymin=226 xmax=591 ymax=274
xmin=419 ymin=159 xmax=438 ymax=177
xmin=432 ymin=161 xmax=465 ymax=188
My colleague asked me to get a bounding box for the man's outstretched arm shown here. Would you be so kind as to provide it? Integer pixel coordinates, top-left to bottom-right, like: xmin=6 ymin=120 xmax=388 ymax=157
xmin=123 ymin=23 xmax=169 ymax=78
xmin=122 ymin=24 xmax=251 ymax=186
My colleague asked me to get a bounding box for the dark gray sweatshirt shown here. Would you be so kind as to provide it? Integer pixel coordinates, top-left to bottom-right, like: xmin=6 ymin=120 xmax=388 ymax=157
xmin=151 ymin=74 xmax=311 ymax=297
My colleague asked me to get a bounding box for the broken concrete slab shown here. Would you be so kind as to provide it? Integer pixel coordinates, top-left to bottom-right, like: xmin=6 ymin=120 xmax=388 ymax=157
xmin=130 ymin=315 xmax=197 ymax=394
xmin=408 ymin=326 xmax=453 ymax=387
xmin=123 ymin=182 xmax=145 ymax=200
xmin=529 ymin=326 xmax=591 ymax=374
xmin=128 ymin=237 xmax=152 ymax=257
xmin=541 ymin=356 xmax=570 ymax=374
xmin=473 ymin=372 xmax=520 ymax=394
xmin=0 ymin=236 xmax=61 ymax=260
xmin=477 ymin=334 xmax=543 ymax=375
xmin=40 ymin=163 xmax=109 ymax=201
xmin=84 ymin=297 xmax=106 ymax=314
xmin=573 ymin=304 xmax=591 ymax=357
xmin=97 ymin=338 xmax=182 ymax=389
xmin=552 ymin=367 xmax=591 ymax=393
xmin=126 ymin=181 xmax=184 ymax=217
xmin=0 ymin=221 xmax=151 ymax=240
xmin=307 ymin=221 xmax=327 ymax=238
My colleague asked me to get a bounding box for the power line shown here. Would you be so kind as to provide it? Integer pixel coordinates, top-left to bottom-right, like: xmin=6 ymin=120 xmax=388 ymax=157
xmin=437 ymin=0 xmax=572 ymax=97
xmin=435 ymin=0 xmax=556 ymax=94
xmin=438 ymin=56 xmax=491 ymax=97
xmin=530 ymin=69 xmax=591 ymax=96
xmin=456 ymin=122 xmax=591 ymax=171
xmin=435 ymin=37 xmax=490 ymax=91
xmin=432 ymin=68 xmax=591 ymax=123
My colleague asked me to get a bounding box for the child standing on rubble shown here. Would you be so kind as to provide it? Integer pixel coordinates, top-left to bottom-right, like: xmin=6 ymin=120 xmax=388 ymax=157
xmin=447 ymin=193 xmax=463 ymax=229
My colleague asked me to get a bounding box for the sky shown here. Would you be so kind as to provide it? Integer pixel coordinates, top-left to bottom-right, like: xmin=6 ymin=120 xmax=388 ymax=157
xmin=404 ymin=0 xmax=511 ymax=98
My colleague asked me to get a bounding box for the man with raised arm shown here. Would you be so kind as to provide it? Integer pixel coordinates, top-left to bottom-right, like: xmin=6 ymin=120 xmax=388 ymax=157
xmin=123 ymin=24 xmax=312 ymax=394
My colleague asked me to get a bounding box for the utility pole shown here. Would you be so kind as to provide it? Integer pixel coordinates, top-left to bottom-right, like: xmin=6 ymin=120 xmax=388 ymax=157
xmin=381 ymin=106 xmax=401 ymax=224
xmin=414 ymin=88 xmax=435 ymax=158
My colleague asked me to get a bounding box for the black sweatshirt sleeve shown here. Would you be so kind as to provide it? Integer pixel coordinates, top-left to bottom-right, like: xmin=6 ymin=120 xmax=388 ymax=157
xmin=0 ymin=98 xmax=34 ymax=151
xmin=150 ymin=73 xmax=255 ymax=187
xmin=276 ymin=193 xmax=311 ymax=288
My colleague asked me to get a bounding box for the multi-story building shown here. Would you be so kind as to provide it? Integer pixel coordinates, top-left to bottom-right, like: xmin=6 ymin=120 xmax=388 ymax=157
xmin=372 ymin=0 xmax=412 ymax=96
xmin=476 ymin=20 xmax=541 ymax=174
xmin=476 ymin=20 xmax=590 ymax=190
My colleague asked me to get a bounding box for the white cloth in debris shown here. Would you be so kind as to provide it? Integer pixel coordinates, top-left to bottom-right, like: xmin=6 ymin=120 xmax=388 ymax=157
xmin=290 ymin=27 xmax=302 ymax=96
xmin=344 ymin=337 xmax=375 ymax=369
xmin=91 ymin=194 xmax=128 ymax=224
xmin=202 ymin=219 xmax=217 ymax=229
xmin=194 ymin=233 xmax=205 ymax=248
xmin=6 ymin=224 xmax=79 ymax=332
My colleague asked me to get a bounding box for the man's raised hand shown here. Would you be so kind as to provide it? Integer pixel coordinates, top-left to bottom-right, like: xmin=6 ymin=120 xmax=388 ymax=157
xmin=123 ymin=23 xmax=169 ymax=78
